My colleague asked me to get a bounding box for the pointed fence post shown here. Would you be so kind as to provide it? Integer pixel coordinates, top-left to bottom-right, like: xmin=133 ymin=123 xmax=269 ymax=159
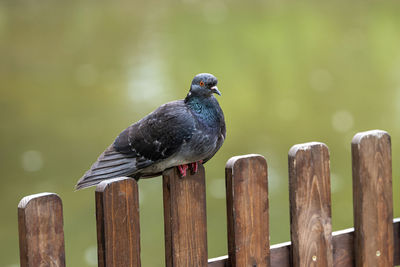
xmin=289 ymin=142 xmax=333 ymax=267
xmin=18 ymin=193 xmax=66 ymax=267
xmin=163 ymin=164 xmax=208 ymax=267
xmin=352 ymin=130 xmax=394 ymax=266
xmin=225 ymin=154 xmax=270 ymax=267
xmin=96 ymin=177 xmax=141 ymax=267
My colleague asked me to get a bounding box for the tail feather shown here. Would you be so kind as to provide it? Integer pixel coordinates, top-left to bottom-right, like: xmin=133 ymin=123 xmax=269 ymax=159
xmin=90 ymin=160 xmax=131 ymax=172
xmin=97 ymin=152 xmax=134 ymax=162
xmin=75 ymin=145 xmax=138 ymax=190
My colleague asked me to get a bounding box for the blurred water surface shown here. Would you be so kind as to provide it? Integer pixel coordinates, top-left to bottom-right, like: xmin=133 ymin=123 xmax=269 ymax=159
xmin=1 ymin=0 xmax=400 ymax=266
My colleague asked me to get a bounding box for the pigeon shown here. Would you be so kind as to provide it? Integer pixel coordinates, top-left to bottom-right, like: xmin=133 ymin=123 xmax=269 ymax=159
xmin=75 ymin=73 xmax=226 ymax=190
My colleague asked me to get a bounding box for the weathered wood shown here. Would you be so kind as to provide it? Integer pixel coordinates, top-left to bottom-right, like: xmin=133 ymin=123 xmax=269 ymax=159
xmin=18 ymin=193 xmax=65 ymax=267
xmin=96 ymin=177 xmax=141 ymax=267
xmin=288 ymin=142 xmax=333 ymax=267
xmin=208 ymin=219 xmax=400 ymax=266
xmin=163 ymin=164 xmax=208 ymax=267
xmin=270 ymin=242 xmax=291 ymax=267
xmin=332 ymin=228 xmax=354 ymax=267
xmin=351 ymin=130 xmax=394 ymax=267
xmin=225 ymin=154 xmax=270 ymax=267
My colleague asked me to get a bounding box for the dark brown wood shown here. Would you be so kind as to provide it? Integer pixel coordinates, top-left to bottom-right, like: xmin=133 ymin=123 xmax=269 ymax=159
xmin=163 ymin=164 xmax=208 ymax=267
xmin=270 ymin=242 xmax=291 ymax=267
xmin=209 ymin=218 xmax=400 ymax=266
xmin=208 ymin=218 xmax=400 ymax=267
xmin=393 ymin=217 xmax=400 ymax=265
xmin=18 ymin=193 xmax=65 ymax=267
xmin=96 ymin=177 xmax=141 ymax=267
xmin=225 ymin=154 xmax=270 ymax=267
xmin=207 ymin=242 xmax=291 ymax=267
xmin=332 ymin=228 xmax=354 ymax=267
xmin=351 ymin=130 xmax=394 ymax=267
xmin=288 ymin=142 xmax=333 ymax=267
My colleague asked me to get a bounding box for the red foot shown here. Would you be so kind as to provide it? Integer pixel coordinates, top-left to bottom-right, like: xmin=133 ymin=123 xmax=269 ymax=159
xmin=177 ymin=164 xmax=189 ymax=177
xmin=190 ymin=160 xmax=203 ymax=174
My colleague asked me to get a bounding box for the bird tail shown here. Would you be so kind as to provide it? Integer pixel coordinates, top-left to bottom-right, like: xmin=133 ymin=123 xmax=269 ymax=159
xmin=75 ymin=145 xmax=137 ymax=190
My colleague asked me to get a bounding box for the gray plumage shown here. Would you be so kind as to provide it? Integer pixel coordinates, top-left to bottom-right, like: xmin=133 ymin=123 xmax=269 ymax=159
xmin=75 ymin=73 xmax=226 ymax=190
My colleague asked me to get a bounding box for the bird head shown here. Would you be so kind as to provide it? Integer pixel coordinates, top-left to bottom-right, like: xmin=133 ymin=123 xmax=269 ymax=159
xmin=188 ymin=73 xmax=221 ymax=98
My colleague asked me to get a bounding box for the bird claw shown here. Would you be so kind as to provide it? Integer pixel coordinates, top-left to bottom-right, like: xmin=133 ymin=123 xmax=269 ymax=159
xmin=190 ymin=160 xmax=203 ymax=174
xmin=178 ymin=160 xmax=203 ymax=177
xmin=177 ymin=164 xmax=189 ymax=177
xmin=190 ymin=162 xmax=198 ymax=174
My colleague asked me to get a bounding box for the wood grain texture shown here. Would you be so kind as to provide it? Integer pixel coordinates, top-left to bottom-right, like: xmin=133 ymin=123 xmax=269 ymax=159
xmin=225 ymin=154 xmax=270 ymax=267
xmin=269 ymin=242 xmax=291 ymax=267
xmin=331 ymin=228 xmax=354 ymax=267
xmin=208 ymin=219 xmax=400 ymax=266
xmin=163 ymin=164 xmax=208 ymax=267
xmin=288 ymin=142 xmax=333 ymax=267
xmin=96 ymin=177 xmax=141 ymax=267
xmin=18 ymin=193 xmax=65 ymax=267
xmin=351 ymin=130 xmax=394 ymax=267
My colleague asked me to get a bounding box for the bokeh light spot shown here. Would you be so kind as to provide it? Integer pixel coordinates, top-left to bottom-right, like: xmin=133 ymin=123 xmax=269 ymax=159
xmin=21 ymin=150 xmax=43 ymax=172
xmin=84 ymin=246 xmax=97 ymax=266
xmin=209 ymin=178 xmax=225 ymax=199
xmin=332 ymin=110 xmax=354 ymax=133
xmin=309 ymin=69 xmax=333 ymax=92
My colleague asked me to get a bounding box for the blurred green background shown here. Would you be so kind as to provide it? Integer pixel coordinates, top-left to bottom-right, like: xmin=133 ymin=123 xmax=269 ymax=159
xmin=1 ymin=0 xmax=400 ymax=266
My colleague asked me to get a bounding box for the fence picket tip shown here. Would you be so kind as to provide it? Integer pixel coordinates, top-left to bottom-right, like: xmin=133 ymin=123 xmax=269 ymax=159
xmin=18 ymin=192 xmax=60 ymax=209
xmin=95 ymin=176 xmax=133 ymax=192
xmin=288 ymin=142 xmax=328 ymax=158
xmin=226 ymin=154 xmax=267 ymax=170
xmin=351 ymin=129 xmax=389 ymax=144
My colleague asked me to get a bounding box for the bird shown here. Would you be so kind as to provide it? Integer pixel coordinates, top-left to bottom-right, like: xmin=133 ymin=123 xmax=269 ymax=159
xmin=75 ymin=73 xmax=226 ymax=190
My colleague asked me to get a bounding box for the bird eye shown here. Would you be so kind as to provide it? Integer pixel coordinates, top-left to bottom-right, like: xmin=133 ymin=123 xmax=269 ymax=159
xmin=199 ymin=81 xmax=204 ymax=87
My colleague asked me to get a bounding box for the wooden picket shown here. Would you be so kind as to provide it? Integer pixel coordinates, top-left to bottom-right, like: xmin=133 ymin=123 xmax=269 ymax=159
xmin=95 ymin=177 xmax=141 ymax=267
xmin=17 ymin=129 xmax=398 ymax=267
xmin=289 ymin=143 xmax=333 ymax=267
xmin=162 ymin=164 xmax=208 ymax=267
xmin=18 ymin=193 xmax=65 ymax=267
xmin=352 ymin=130 xmax=394 ymax=266
xmin=225 ymin=154 xmax=270 ymax=266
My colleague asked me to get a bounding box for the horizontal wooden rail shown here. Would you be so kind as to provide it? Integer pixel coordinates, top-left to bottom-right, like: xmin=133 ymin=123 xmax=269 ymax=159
xmin=208 ymin=218 xmax=400 ymax=267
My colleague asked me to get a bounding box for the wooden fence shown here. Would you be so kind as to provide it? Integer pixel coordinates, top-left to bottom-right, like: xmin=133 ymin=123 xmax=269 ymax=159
xmin=17 ymin=129 xmax=399 ymax=266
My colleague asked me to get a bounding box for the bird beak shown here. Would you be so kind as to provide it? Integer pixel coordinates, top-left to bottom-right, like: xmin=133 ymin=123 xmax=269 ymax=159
xmin=211 ymin=86 xmax=221 ymax=96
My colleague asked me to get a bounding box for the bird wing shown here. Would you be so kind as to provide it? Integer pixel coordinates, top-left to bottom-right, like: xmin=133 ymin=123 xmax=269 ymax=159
xmin=75 ymin=100 xmax=194 ymax=190
xmin=114 ymin=101 xmax=194 ymax=162
xmin=113 ymin=101 xmax=195 ymax=161
xmin=203 ymin=108 xmax=226 ymax=164
xmin=75 ymin=145 xmax=139 ymax=190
